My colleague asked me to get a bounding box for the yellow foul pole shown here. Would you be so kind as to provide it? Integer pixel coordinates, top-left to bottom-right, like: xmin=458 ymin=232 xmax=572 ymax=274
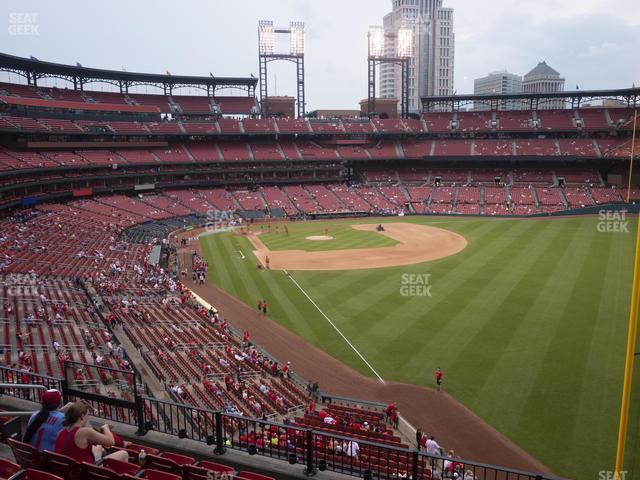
xmin=626 ymin=110 xmax=638 ymax=203
xmin=615 ymin=108 xmax=640 ymax=479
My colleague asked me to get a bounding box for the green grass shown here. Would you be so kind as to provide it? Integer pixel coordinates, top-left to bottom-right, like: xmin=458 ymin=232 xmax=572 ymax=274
xmin=254 ymin=221 xmax=398 ymax=251
xmin=199 ymin=216 xmax=639 ymax=480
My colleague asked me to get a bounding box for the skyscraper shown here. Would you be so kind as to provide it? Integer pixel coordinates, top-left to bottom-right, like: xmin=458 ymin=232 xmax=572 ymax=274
xmin=379 ymin=0 xmax=454 ymax=114
xmin=473 ymin=70 xmax=523 ymax=111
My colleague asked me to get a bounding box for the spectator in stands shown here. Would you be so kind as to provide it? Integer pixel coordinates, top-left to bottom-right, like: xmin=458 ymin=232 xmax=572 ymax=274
xmin=323 ymin=414 xmax=337 ymax=425
xmin=54 ymin=402 xmax=129 ymax=463
xmin=416 ymin=427 xmax=423 ymax=450
xmin=23 ymin=389 xmax=72 ymax=452
xmin=425 ymin=435 xmax=442 ymax=456
xmin=345 ymin=440 xmax=360 ymax=458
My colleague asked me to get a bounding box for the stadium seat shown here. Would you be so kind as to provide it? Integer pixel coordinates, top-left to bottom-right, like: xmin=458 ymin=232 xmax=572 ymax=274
xmin=9 ymin=470 xmax=64 ymax=480
xmin=7 ymin=439 xmax=43 ymax=469
xmin=82 ymin=462 xmax=122 ymax=480
xmin=158 ymin=453 xmax=195 ymax=466
xmin=126 ymin=470 xmax=181 ymax=480
xmin=101 ymin=459 xmax=140 ymax=476
xmin=196 ymin=461 xmax=236 ymax=475
xmin=0 ymin=459 xmax=20 ymax=480
xmin=42 ymin=450 xmax=83 ymax=480
xmin=143 ymin=455 xmax=183 ymax=474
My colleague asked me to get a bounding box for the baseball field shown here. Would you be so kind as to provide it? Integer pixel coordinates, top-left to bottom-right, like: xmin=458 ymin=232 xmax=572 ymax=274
xmin=198 ymin=215 xmax=640 ymax=480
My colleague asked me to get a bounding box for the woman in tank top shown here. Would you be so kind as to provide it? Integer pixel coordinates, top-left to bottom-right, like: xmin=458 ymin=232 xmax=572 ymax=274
xmin=54 ymin=402 xmax=129 ymax=464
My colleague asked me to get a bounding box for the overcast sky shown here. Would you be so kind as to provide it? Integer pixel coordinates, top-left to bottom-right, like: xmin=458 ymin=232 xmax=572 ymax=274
xmin=2 ymin=0 xmax=639 ymax=110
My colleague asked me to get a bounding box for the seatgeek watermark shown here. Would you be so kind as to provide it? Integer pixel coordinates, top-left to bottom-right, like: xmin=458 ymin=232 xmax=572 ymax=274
xmin=596 ymin=209 xmax=629 ymax=233
xmin=6 ymin=274 xmax=41 ymax=297
xmin=400 ymin=273 xmax=432 ymax=297
xmin=598 ymin=471 xmax=628 ymax=480
xmin=8 ymin=13 xmax=40 ymax=36
xmin=204 ymin=472 xmax=233 ymax=480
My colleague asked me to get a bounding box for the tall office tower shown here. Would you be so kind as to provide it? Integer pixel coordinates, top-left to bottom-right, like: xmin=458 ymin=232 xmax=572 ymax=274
xmin=473 ymin=70 xmax=523 ymax=110
xmin=379 ymin=0 xmax=454 ymax=113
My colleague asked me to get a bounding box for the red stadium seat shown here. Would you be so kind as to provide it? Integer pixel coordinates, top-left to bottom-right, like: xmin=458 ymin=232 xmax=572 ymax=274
xmin=42 ymin=450 xmax=83 ymax=480
xmin=7 ymin=439 xmax=43 ymax=469
xmin=196 ymin=461 xmax=236 ymax=474
xmin=101 ymin=459 xmax=140 ymax=476
xmin=158 ymin=453 xmax=194 ymax=466
xmin=10 ymin=470 xmax=64 ymax=480
xmin=0 ymin=459 xmax=20 ymax=480
xmin=82 ymin=462 xmax=121 ymax=480
xmin=134 ymin=470 xmax=181 ymax=480
xmin=143 ymin=455 xmax=181 ymax=474
xmin=183 ymin=464 xmax=236 ymax=480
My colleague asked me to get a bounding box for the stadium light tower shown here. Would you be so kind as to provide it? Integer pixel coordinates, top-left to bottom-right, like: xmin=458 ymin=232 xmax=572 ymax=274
xmin=258 ymin=20 xmax=306 ymax=118
xmin=367 ymin=26 xmax=412 ymax=118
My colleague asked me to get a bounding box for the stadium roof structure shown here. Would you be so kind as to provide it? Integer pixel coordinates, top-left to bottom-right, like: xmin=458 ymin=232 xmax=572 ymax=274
xmin=421 ymin=87 xmax=640 ymax=112
xmin=0 ymin=52 xmax=257 ymax=97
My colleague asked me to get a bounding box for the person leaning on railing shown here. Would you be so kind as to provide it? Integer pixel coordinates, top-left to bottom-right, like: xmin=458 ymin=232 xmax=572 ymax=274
xmin=54 ymin=402 xmax=130 ymax=464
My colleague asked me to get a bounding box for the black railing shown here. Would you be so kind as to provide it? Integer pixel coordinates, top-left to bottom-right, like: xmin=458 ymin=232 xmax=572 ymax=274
xmin=0 ymin=366 xmax=62 ymax=403
xmin=0 ymin=365 xmax=556 ymax=480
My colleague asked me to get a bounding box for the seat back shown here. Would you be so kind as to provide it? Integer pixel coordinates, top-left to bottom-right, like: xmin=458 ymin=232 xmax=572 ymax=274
xmin=0 ymin=458 xmax=20 ymax=479
xmin=102 ymin=459 xmax=140 ymax=476
xmin=7 ymin=438 xmax=43 ymax=469
xmin=16 ymin=470 xmax=64 ymax=480
xmin=159 ymin=453 xmax=194 ymax=466
xmin=196 ymin=461 xmax=236 ymax=475
xmin=42 ymin=451 xmax=83 ymax=480
xmin=181 ymin=466 xmax=209 ymax=480
xmin=144 ymin=455 xmax=179 ymax=474
xmin=141 ymin=469 xmax=181 ymax=480
xmin=82 ymin=462 xmax=119 ymax=480
xmin=122 ymin=444 xmax=159 ymax=456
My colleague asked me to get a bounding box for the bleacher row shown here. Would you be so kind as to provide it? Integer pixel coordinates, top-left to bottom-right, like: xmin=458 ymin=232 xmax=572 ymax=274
xmin=5 ymin=439 xmax=279 ymax=480
xmin=0 ymin=82 xmax=255 ymax=115
xmin=0 ymin=112 xmax=635 ymax=137
xmin=0 ymin=137 xmax=633 ymax=171
xmin=0 ymin=180 xmax=634 ymax=250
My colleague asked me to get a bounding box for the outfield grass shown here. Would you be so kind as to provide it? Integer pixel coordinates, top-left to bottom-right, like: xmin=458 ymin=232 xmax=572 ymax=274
xmin=199 ymin=216 xmax=639 ymax=480
xmin=255 ymin=221 xmax=398 ymax=251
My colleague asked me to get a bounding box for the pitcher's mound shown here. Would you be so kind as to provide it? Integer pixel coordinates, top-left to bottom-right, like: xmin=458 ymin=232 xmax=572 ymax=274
xmin=306 ymin=235 xmax=334 ymax=241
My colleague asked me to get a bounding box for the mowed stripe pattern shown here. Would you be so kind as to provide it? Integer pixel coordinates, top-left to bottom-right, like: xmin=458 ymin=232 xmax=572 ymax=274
xmin=200 ymin=217 xmax=636 ymax=480
xmin=258 ymin=222 xmax=398 ymax=252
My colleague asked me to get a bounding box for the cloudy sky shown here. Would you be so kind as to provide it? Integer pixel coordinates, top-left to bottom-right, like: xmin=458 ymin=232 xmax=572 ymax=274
xmin=2 ymin=0 xmax=639 ymax=110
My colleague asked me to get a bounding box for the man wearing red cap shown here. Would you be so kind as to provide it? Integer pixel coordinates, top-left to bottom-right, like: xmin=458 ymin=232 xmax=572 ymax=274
xmin=23 ymin=389 xmax=73 ymax=452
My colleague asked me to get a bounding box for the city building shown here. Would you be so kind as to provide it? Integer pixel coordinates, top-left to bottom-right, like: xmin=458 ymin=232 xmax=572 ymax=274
xmin=473 ymin=70 xmax=523 ymax=110
xmin=522 ymin=61 xmax=566 ymax=109
xmin=379 ymin=0 xmax=455 ymax=113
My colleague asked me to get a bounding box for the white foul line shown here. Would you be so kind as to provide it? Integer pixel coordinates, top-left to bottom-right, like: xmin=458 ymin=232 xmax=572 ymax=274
xmin=285 ymin=270 xmax=385 ymax=384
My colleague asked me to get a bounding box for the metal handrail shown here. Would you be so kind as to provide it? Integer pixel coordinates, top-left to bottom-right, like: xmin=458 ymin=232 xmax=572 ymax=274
xmin=0 ymin=384 xmax=48 ymax=391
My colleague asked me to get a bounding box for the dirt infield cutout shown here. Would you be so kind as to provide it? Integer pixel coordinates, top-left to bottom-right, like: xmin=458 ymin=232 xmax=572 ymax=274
xmin=249 ymin=222 xmax=467 ymax=271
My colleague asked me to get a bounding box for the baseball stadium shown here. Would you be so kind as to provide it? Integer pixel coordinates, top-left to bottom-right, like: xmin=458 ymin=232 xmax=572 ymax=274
xmin=0 ymin=4 xmax=639 ymax=480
